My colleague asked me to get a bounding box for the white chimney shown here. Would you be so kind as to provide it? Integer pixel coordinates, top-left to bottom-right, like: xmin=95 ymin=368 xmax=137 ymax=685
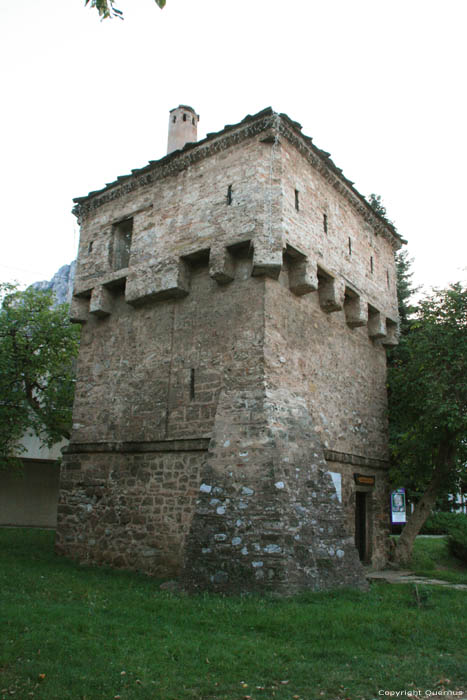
xmin=167 ymin=105 xmax=199 ymax=155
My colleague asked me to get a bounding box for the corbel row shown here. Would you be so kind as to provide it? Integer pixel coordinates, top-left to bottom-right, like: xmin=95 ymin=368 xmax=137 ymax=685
xmin=69 ymin=239 xmax=399 ymax=347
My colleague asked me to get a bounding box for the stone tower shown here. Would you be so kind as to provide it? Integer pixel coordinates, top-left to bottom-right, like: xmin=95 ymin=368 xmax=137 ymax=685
xmin=56 ymin=107 xmax=403 ymax=594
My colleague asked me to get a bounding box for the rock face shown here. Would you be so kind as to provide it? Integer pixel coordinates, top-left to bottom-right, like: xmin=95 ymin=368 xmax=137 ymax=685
xmin=55 ymin=107 xmax=402 ymax=593
xmin=31 ymin=261 xmax=76 ymax=306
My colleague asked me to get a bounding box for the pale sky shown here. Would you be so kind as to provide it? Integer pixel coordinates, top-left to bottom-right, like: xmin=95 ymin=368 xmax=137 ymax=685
xmin=1 ymin=0 xmax=466 ymax=293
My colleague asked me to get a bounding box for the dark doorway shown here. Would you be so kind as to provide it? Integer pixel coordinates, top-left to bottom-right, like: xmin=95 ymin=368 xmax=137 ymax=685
xmin=355 ymin=491 xmax=367 ymax=562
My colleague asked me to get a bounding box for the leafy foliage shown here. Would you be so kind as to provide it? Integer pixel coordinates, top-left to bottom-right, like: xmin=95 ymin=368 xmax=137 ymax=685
xmin=85 ymin=0 xmax=166 ymax=20
xmin=0 ymin=284 xmax=80 ymax=467
xmin=367 ymin=192 xmax=396 ymax=228
xmin=389 ymin=284 xmax=467 ymax=489
xmin=447 ymin=517 xmax=467 ymax=563
xmin=421 ymin=511 xmax=467 ymax=535
xmin=389 ymin=283 xmax=467 ymax=562
xmin=367 ymin=194 xmax=418 ymax=333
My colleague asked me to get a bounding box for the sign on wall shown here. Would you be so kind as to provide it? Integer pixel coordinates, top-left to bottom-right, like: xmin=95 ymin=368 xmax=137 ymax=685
xmin=391 ymin=488 xmax=407 ymax=523
xmin=327 ymin=471 xmax=342 ymax=503
xmin=353 ymin=473 xmax=375 ymax=487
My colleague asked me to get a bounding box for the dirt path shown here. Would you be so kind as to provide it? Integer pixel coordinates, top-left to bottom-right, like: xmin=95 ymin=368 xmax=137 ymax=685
xmin=366 ymin=569 xmax=467 ymax=590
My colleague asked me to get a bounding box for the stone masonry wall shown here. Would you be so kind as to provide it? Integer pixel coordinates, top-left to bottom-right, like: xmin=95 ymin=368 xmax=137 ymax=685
xmin=279 ymin=136 xmax=398 ymax=321
xmin=181 ymin=388 xmax=366 ymax=594
xmin=263 ymin=276 xmax=391 ymax=567
xmin=264 ymin=275 xmax=390 ymax=460
xmin=70 ymin=258 xmax=263 ymax=444
xmin=56 ymin=449 xmax=204 ymax=576
xmin=325 ymin=459 xmax=390 ymax=568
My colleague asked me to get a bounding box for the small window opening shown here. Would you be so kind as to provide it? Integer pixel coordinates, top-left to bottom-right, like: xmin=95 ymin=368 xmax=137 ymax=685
xmin=348 ymin=237 xmax=352 ymax=256
xmin=88 ymin=240 xmax=93 ymax=254
xmin=111 ymin=218 xmax=133 ymax=271
xmin=183 ymin=113 xmax=187 ymax=122
xmin=294 ymin=189 xmax=300 ymax=211
xmin=227 ymin=184 xmax=233 ymax=205
xmin=387 ymin=270 xmax=390 ymax=288
xmin=323 ymin=213 xmax=328 ymax=234
xmin=172 ymin=115 xmax=176 ymax=123
xmin=190 ymin=368 xmax=195 ymax=401
xmin=370 ymin=256 xmax=374 ymax=274
xmin=192 ymin=117 xmax=195 ymax=125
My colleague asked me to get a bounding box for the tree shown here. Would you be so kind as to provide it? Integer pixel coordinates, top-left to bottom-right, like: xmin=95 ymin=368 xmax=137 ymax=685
xmin=394 ymin=249 xmax=419 ymax=336
xmin=0 ymin=284 xmax=80 ymax=469
xmin=388 ymin=283 xmax=467 ymax=564
xmin=368 ymin=193 xmax=390 ymax=219
xmin=85 ymin=0 xmax=166 ymax=20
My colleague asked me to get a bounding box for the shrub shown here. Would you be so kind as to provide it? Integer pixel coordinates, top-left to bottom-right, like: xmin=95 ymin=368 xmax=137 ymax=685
xmin=447 ymin=517 xmax=467 ymax=563
xmin=421 ymin=511 xmax=466 ymax=535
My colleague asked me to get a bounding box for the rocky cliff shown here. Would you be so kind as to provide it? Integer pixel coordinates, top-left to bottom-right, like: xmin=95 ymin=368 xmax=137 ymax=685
xmin=31 ymin=261 xmax=76 ymax=306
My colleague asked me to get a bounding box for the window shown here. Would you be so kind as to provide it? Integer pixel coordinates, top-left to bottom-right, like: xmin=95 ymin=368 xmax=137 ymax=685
xmin=110 ymin=218 xmax=133 ymax=270
xmin=294 ymin=189 xmax=300 ymax=211
xmin=183 ymin=113 xmax=187 ymax=122
xmin=370 ymin=256 xmax=374 ymax=274
xmin=190 ymin=368 xmax=195 ymax=400
xmin=172 ymin=115 xmax=176 ymax=123
xmin=323 ymin=213 xmax=328 ymax=234
xmin=348 ymin=237 xmax=352 ymax=256
xmin=227 ymin=184 xmax=233 ymax=205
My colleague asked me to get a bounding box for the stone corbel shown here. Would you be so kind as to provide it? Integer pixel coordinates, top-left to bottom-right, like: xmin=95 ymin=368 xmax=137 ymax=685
xmin=89 ymin=285 xmax=113 ymax=318
xmin=344 ymin=293 xmax=368 ymax=328
xmin=368 ymin=308 xmax=387 ymax=340
xmin=209 ymin=243 xmax=236 ymax=284
xmin=382 ymin=318 xmax=399 ymax=348
xmin=125 ymin=258 xmax=190 ymax=306
xmin=252 ymin=240 xmax=283 ymax=279
xmin=288 ymin=258 xmax=318 ymax=296
xmin=318 ymin=274 xmax=345 ymax=312
xmin=69 ymin=295 xmax=89 ymax=324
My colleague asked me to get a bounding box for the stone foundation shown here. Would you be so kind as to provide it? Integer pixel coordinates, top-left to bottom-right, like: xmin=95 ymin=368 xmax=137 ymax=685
xmin=56 ymin=445 xmax=204 ymax=576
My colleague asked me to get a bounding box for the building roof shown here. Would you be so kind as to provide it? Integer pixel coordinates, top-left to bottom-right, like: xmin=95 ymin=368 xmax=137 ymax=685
xmin=73 ymin=107 xmax=404 ymax=247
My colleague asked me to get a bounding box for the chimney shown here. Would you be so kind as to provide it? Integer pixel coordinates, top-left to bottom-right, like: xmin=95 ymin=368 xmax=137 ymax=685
xmin=167 ymin=105 xmax=199 ymax=155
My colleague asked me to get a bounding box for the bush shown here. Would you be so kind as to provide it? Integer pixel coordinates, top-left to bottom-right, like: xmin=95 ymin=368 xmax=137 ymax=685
xmin=420 ymin=511 xmax=466 ymax=535
xmin=447 ymin=517 xmax=467 ymax=563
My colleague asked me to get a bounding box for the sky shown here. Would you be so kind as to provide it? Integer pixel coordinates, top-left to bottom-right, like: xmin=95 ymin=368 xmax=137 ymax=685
xmin=1 ymin=0 xmax=466 ymax=294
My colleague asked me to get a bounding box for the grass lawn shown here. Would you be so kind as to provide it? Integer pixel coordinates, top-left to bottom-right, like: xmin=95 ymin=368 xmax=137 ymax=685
xmin=410 ymin=536 xmax=467 ymax=584
xmin=0 ymin=529 xmax=466 ymax=700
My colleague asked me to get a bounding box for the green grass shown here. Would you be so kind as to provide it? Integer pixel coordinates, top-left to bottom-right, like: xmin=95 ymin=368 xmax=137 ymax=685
xmin=1 ymin=529 xmax=466 ymax=700
xmin=410 ymin=536 xmax=467 ymax=584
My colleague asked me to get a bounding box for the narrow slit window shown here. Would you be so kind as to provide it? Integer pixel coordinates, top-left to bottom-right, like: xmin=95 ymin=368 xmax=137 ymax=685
xmin=370 ymin=256 xmax=374 ymax=274
xmin=227 ymin=184 xmax=232 ymax=205
xmin=183 ymin=113 xmax=187 ymax=122
xmin=323 ymin=213 xmax=328 ymax=234
xmin=172 ymin=115 xmax=176 ymax=123
xmin=190 ymin=368 xmax=195 ymax=401
xmin=348 ymin=237 xmax=352 ymax=256
xmin=294 ymin=189 xmax=300 ymax=211
xmin=88 ymin=240 xmax=93 ymax=254
xmin=387 ymin=270 xmax=390 ymax=288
